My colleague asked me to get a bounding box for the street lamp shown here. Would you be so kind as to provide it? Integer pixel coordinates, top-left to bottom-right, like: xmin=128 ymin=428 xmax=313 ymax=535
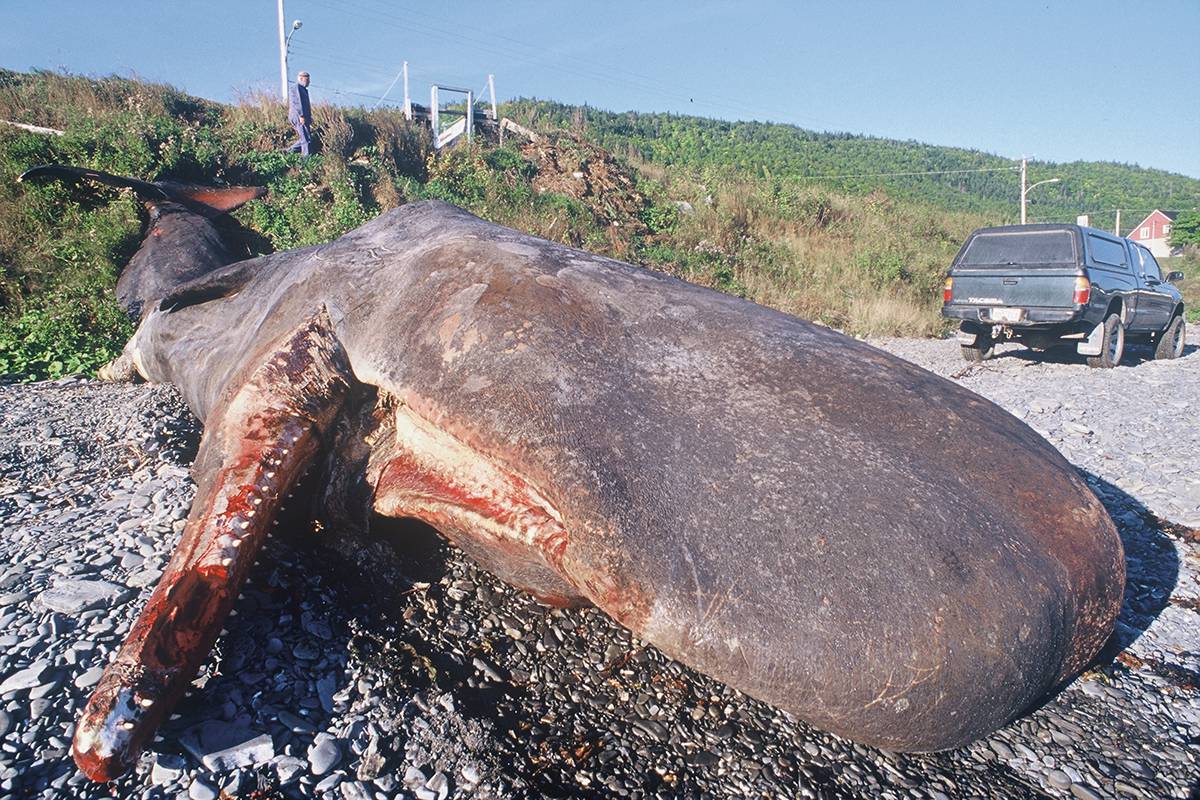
xmin=286 ymin=20 xmax=303 ymax=52
xmin=1021 ymin=177 xmax=1060 ymax=225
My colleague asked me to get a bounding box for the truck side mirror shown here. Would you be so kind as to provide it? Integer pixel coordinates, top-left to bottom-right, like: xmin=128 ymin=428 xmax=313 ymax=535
xmin=1166 ymin=271 xmax=1184 ymax=283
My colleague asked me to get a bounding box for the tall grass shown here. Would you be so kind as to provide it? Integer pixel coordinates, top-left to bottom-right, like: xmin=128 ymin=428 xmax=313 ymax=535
xmin=632 ymin=176 xmax=988 ymax=337
xmin=1 ymin=69 xmax=998 ymax=379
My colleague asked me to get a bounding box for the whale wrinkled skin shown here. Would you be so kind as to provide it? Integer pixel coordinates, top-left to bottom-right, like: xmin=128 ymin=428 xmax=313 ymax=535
xmin=17 ymin=166 xmax=1124 ymax=782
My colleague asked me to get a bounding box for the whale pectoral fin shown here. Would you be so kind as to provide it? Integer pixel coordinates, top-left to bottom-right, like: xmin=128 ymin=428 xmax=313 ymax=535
xmin=158 ymin=259 xmax=262 ymax=312
xmin=71 ymin=313 xmax=351 ymax=782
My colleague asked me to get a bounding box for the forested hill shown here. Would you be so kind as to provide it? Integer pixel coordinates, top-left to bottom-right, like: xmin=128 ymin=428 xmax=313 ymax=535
xmin=501 ymin=100 xmax=1200 ymax=233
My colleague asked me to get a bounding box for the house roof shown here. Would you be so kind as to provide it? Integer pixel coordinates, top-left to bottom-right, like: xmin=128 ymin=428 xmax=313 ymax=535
xmin=1129 ymin=209 xmax=1178 ymax=232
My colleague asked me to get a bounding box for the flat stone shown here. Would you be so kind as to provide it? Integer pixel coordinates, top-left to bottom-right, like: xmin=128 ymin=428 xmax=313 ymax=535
xmin=316 ymin=674 xmax=336 ymax=713
xmin=339 ymin=781 xmax=372 ymax=800
xmin=126 ymin=568 xmax=162 ymax=589
xmin=151 ymin=752 xmax=186 ymax=785
xmin=179 ymin=721 xmax=273 ymax=771
xmin=73 ymin=667 xmax=104 ymax=690
xmin=1047 ymin=769 xmax=1073 ymax=790
xmin=37 ymin=579 xmax=128 ymax=614
xmin=0 ymin=661 xmax=51 ymax=695
xmin=307 ymin=733 xmax=341 ymax=776
xmin=188 ymin=775 xmax=219 ymax=800
xmin=201 ymin=733 xmax=274 ymax=772
xmin=273 ymin=755 xmax=305 ymax=785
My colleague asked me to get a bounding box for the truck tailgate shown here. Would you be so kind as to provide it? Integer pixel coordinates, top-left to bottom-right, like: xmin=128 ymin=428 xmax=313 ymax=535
xmin=951 ymin=267 xmax=1079 ymax=308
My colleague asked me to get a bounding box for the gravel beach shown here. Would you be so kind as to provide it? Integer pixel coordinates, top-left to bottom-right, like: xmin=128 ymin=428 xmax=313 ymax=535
xmin=1 ymin=333 xmax=1197 ymax=799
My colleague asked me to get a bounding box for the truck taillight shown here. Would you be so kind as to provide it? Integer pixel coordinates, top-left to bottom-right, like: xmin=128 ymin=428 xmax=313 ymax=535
xmin=942 ymin=277 xmax=953 ymax=304
xmin=1072 ymin=277 xmax=1091 ymax=305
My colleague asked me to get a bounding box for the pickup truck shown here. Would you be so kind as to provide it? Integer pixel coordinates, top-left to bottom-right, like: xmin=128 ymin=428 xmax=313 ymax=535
xmin=941 ymin=224 xmax=1186 ymax=368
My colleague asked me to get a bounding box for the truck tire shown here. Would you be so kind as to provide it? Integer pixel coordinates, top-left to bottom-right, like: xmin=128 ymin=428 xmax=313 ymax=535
xmin=960 ymin=331 xmax=994 ymax=362
xmin=1086 ymin=314 xmax=1125 ymax=369
xmin=1154 ymin=315 xmax=1185 ymax=360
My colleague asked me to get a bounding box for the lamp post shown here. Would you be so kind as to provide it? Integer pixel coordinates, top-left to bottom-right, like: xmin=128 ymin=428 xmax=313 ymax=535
xmin=277 ymin=0 xmax=303 ymax=101
xmin=1020 ymin=159 xmax=1061 ymax=225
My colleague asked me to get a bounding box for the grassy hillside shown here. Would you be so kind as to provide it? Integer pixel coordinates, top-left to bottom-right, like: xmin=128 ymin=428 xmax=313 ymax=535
xmin=502 ymin=100 xmax=1200 ymax=234
xmin=0 ymin=70 xmax=1190 ymax=380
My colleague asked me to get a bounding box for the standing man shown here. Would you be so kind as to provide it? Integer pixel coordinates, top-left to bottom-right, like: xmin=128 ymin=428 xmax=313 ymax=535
xmin=287 ymin=70 xmax=312 ymax=157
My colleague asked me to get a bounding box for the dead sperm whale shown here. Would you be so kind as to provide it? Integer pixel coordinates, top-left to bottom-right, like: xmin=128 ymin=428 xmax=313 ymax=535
xmin=17 ymin=165 xmax=1125 ymax=782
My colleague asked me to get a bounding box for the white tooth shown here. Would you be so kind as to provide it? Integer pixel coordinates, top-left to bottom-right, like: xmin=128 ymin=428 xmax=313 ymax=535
xmin=247 ymin=510 xmax=256 ymax=518
xmin=139 ymin=698 xmax=153 ymax=708
xmin=281 ymin=448 xmax=289 ymax=455
xmin=240 ymin=520 xmax=251 ymax=529
xmin=252 ymin=498 xmax=262 ymax=506
xmin=266 ymin=471 xmax=275 ymax=479
xmin=221 ymin=558 xmax=232 ymax=566
xmin=119 ymin=721 xmax=135 ymax=730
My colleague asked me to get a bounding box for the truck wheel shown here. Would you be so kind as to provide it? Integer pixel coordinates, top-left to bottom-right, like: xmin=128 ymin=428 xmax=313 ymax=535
xmin=960 ymin=331 xmax=994 ymax=363
xmin=1086 ymin=314 xmax=1125 ymax=369
xmin=1154 ymin=315 xmax=1186 ymax=360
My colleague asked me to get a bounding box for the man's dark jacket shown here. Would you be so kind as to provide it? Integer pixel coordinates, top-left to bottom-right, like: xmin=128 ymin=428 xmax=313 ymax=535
xmin=288 ymin=83 xmax=310 ymax=125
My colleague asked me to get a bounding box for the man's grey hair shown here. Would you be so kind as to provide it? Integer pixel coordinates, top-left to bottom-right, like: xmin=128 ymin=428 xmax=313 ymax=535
xmin=297 ymin=71 xmax=310 ymax=78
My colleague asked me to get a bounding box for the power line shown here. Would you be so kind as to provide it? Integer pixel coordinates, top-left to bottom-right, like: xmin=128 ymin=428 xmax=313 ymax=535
xmin=309 ymin=0 xmax=837 ymax=128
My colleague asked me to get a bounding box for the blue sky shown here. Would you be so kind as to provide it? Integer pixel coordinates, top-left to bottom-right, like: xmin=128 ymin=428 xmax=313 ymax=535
xmin=3 ymin=1 xmax=1198 ymax=177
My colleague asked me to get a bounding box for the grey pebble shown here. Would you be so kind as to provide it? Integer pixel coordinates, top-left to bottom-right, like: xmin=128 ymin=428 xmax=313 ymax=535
xmin=72 ymin=666 xmax=104 ymax=689
xmin=1047 ymin=769 xmax=1073 ymax=790
xmin=307 ymin=732 xmax=341 ymax=775
xmin=188 ymin=775 xmax=219 ymax=800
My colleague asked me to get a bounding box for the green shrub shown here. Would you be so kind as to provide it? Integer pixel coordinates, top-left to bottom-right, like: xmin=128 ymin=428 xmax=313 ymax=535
xmin=0 ymin=288 xmax=131 ymax=380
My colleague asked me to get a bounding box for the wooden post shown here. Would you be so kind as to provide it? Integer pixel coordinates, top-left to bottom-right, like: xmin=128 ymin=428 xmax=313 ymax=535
xmin=431 ymin=85 xmax=439 ymax=138
xmin=403 ymin=61 xmax=411 ymax=121
xmin=1020 ymin=158 xmax=1027 ymax=225
xmin=466 ymin=91 xmax=474 ymax=144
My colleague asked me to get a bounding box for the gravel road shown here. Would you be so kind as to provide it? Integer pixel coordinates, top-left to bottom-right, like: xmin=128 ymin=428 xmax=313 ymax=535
xmin=1 ymin=333 xmax=1197 ymax=800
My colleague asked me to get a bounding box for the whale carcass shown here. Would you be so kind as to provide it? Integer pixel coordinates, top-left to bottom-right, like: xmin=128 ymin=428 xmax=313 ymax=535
xmin=17 ymin=165 xmax=1125 ymax=782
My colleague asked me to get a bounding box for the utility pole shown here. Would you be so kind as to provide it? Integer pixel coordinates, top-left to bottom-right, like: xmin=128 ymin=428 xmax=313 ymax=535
xmin=487 ymin=74 xmax=497 ymax=121
xmin=277 ymin=0 xmax=288 ymax=102
xmin=1017 ymin=158 xmax=1027 ymax=225
xmin=1114 ymin=209 xmax=1121 ymax=236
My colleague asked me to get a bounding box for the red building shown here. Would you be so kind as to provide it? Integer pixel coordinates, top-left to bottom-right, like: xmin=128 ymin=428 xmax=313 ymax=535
xmin=1126 ymin=209 xmax=1179 ymax=258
